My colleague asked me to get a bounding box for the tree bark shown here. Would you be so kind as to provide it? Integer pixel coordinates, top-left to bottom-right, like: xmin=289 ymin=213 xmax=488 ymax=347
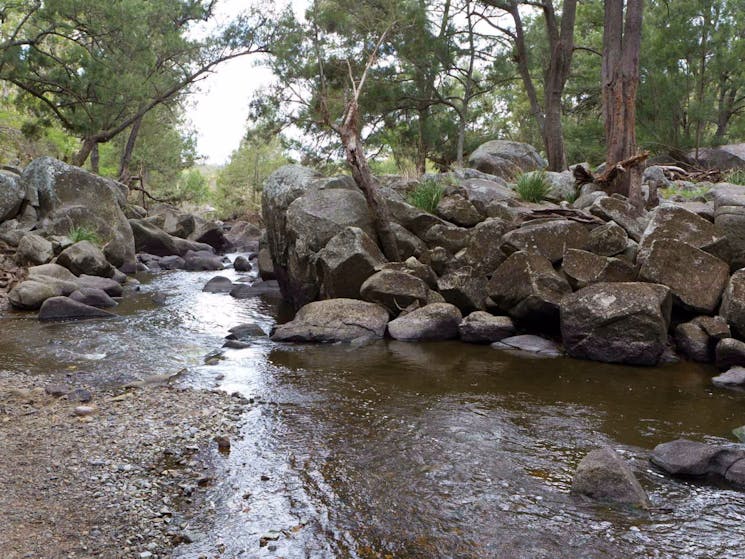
xmin=90 ymin=141 xmax=100 ymax=174
xmin=118 ymin=115 xmax=143 ymax=184
xmin=602 ymin=0 xmax=645 ymax=211
xmin=72 ymin=137 xmax=96 ymax=167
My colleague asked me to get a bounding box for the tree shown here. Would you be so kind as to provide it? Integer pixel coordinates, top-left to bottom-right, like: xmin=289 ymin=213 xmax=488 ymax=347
xmin=602 ymin=0 xmax=645 ymax=208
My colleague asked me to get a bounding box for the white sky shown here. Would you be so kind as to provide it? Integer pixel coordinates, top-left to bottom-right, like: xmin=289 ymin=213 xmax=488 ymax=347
xmin=189 ymin=0 xmax=308 ymax=165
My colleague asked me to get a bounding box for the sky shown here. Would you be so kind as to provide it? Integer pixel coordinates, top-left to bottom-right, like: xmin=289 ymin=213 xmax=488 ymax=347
xmin=189 ymin=0 xmax=307 ymax=166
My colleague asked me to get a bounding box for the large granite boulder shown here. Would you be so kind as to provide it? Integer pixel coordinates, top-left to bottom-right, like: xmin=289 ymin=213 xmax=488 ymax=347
xmin=69 ymin=288 xmax=118 ymax=308
xmin=467 ymin=140 xmax=547 ymax=180
xmin=316 ymin=227 xmax=386 ymax=299
xmin=0 ymin=172 xmax=24 ymax=222
xmin=56 ymin=241 xmax=115 ymax=278
xmin=571 ymin=447 xmax=650 ymax=509
xmin=8 ymin=279 xmax=67 ymax=310
xmin=651 ymin=439 xmax=745 ymax=487
xmin=584 ymin=221 xmax=628 ymax=257
xmin=436 ymin=268 xmax=487 ymax=313
xmin=720 ymin=269 xmax=745 ymax=338
xmin=360 ymin=270 xmax=430 ymax=315
xmin=271 ymin=299 xmax=389 ymax=342
xmin=487 ymin=251 xmax=572 ymax=327
xmin=500 ymin=219 xmax=590 ymax=264
xmin=561 ymin=249 xmax=636 ymax=290
xmin=638 ymin=239 xmax=729 ymax=313
xmin=691 ymin=143 xmax=745 ymax=170
xmin=129 ymin=218 xmax=212 ymax=257
xmin=589 ymin=197 xmax=647 ymax=241
xmin=458 ymin=218 xmax=510 ymax=275
xmin=421 ymin=223 xmax=470 ymax=254
xmin=38 ymin=296 xmax=116 ymax=321
xmin=20 ymin=157 xmax=134 ymax=268
xmin=435 ymin=194 xmax=483 ymax=227
xmin=459 ymin=311 xmax=515 ymax=343
xmin=15 ymin=233 xmax=54 ymax=266
xmin=560 ymin=282 xmax=673 ymax=366
xmin=387 ymin=303 xmax=462 ymax=341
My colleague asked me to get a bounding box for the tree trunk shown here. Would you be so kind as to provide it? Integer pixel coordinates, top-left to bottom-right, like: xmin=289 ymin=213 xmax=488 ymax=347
xmin=416 ymin=108 xmax=428 ymax=175
xmin=602 ymin=0 xmax=645 ymax=212
xmin=72 ymin=137 xmax=97 ymax=167
xmin=456 ymin=111 xmax=466 ymax=168
xmin=118 ymin=115 xmax=143 ymax=183
xmin=90 ymin=141 xmax=100 ymax=174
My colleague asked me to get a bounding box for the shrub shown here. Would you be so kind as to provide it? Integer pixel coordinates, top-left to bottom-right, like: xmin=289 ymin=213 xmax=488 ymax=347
xmin=69 ymin=226 xmax=101 ymax=245
xmin=406 ymin=179 xmax=445 ymax=213
xmin=515 ymin=171 xmax=552 ymax=203
xmin=725 ymin=169 xmax=745 ymax=186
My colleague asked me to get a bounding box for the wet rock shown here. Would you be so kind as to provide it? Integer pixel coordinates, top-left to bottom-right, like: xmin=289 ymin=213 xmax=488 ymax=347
xmin=675 ymin=316 xmax=730 ymax=363
xmin=76 ymin=275 xmax=123 ymax=297
xmin=202 ymin=276 xmax=233 ymax=293
xmin=487 ymin=251 xmax=571 ymax=327
xmin=561 ymin=249 xmax=636 ymax=290
xmin=159 ymin=255 xmax=185 ymax=270
xmin=467 ymin=140 xmax=547 ymax=180
xmin=720 ymin=270 xmax=745 ymax=338
xmin=38 ymin=296 xmax=116 ymax=321
xmin=422 ymin=223 xmax=470 ymax=254
xmin=584 ymin=221 xmax=628 ymax=257
xmin=226 ymin=323 xmax=267 ymax=340
xmin=257 ymin=247 xmax=275 ymax=281
xmin=271 ymin=298 xmax=389 ymax=343
xmin=501 ymin=220 xmax=590 ymax=264
xmin=387 ymin=302 xmax=462 ymax=341
xmin=589 ymin=197 xmax=646 ymax=241
xmin=317 ymin=226 xmax=386 ymax=299
xmin=360 ymin=270 xmax=430 ymax=316
xmin=560 ymin=282 xmax=672 ymax=366
xmin=638 ymin=239 xmax=729 ymax=314
xmin=184 ymin=251 xmax=224 ymax=271
xmin=459 ymin=312 xmax=515 ymax=343
xmin=572 ymin=447 xmax=650 ymax=508
xmin=715 ymin=338 xmax=745 ymax=369
xmin=230 ymin=280 xmax=280 ymax=299
xmin=233 ymin=255 xmax=252 ymax=272
xmin=15 ymin=233 xmax=54 ymax=266
xmin=435 ymin=194 xmax=483 ymax=227
xmin=650 ymin=439 xmax=745 ymax=483
xmin=69 ymin=288 xmax=118 ymax=308
xmin=712 ymin=367 xmax=745 ymax=388
xmin=222 ymin=340 xmax=251 ymax=349
xmin=57 ymin=241 xmax=115 ymax=278
xmin=491 ymin=334 xmax=563 ymax=357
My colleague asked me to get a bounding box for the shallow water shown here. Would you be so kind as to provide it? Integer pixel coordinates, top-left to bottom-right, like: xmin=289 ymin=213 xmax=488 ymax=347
xmin=2 ymin=259 xmax=745 ymax=558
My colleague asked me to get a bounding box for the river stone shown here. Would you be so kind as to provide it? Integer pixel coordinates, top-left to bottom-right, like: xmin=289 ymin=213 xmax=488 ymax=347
xmin=715 ymin=338 xmax=745 ymax=370
xmin=638 ymin=239 xmax=729 ymax=314
xmin=188 ymin=218 xmax=230 ymax=252
xmin=38 ymin=296 xmax=116 ymax=321
xmin=560 ymin=282 xmax=672 ymax=366
xmin=15 ymin=233 xmax=54 ymax=266
xmin=129 ymin=219 xmax=213 ymax=257
xmin=360 ymin=270 xmax=430 ymax=316
xmin=226 ymin=322 xmax=267 ymax=340
xmin=584 ymin=221 xmax=628 ymax=257
xmin=271 ymin=299 xmax=389 ymax=343
xmin=421 ymin=223 xmax=470 ymax=254
xmin=229 ymin=280 xmax=280 ymax=299
xmin=572 ymin=447 xmax=650 ymax=509
xmin=589 ymin=197 xmax=646 ymax=241
xmin=387 ymin=303 xmax=462 ymax=341
xmin=500 ymin=220 xmax=590 ymax=264
xmin=159 ymin=255 xmax=186 ymax=270
xmin=28 ymin=263 xmax=77 ymax=282
xmin=487 ymin=251 xmax=572 ymax=327
xmin=233 ymin=255 xmax=252 ymax=272
xmin=712 ymin=367 xmax=745 ymax=388
xmin=0 ymin=172 xmax=24 ymax=222
xmin=21 ymin=157 xmax=135 ymax=268
xmin=561 ymin=249 xmax=636 ymax=290
xmin=184 ymin=252 xmax=224 ymax=271
xmin=467 ymin=140 xmax=547 ymax=180
xmin=675 ymin=316 xmax=729 ymax=363
xmin=492 ymin=334 xmax=563 ymax=357
xmin=56 ymin=241 xmax=115 ymax=278
xmin=459 ymin=312 xmax=515 ymax=343
xmin=69 ymin=288 xmax=118 ymax=308
xmin=8 ymin=280 xmax=65 ymax=310
xmin=317 ymin=226 xmax=386 ymax=299
xmin=202 ymin=276 xmax=234 ymax=293
xmin=435 ymin=194 xmax=483 ymax=227
xmin=436 ymin=268 xmax=487 ymax=313
xmin=720 ymin=270 xmax=745 ymax=339
xmin=75 ymin=275 xmax=123 ymax=297
xmin=650 ymin=439 xmax=745 ymax=478
xmin=458 ymin=218 xmax=510 ymax=275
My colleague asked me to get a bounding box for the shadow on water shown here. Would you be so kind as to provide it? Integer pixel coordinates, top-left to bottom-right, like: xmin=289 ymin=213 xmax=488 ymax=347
xmin=2 ymin=260 xmax=745 ymax=558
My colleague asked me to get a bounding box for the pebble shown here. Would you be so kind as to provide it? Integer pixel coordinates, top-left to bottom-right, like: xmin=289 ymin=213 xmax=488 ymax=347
xmin=74 ymin=405 xmax=96 ymax=417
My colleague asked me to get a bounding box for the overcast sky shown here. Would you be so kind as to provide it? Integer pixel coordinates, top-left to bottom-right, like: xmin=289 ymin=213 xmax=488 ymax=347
xmin=189 ymin=0 xmax=307 ymax=166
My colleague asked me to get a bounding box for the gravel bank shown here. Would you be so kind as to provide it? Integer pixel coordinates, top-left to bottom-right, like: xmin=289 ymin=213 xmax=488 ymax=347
xmin=0 ymin=370 xmax=247 ymax=559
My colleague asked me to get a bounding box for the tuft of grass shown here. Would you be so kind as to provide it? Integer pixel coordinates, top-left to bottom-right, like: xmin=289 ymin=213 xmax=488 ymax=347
xmin=407 ymin=178 xmax=445 ymax=213
xmin=724 ymin=169 xmax=745 ymax=186
xmin=69 ymin=226 xmax=101 ymax=245
xmin=659 ymin=187 xmax=710 ymax=200
xmin=515 ymin=171 xmax=552 ymax=203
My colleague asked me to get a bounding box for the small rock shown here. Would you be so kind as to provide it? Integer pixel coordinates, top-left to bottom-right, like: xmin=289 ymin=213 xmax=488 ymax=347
xmin=571 ymin=447 xmax=650 ymax=509
xmin=215 ymin=436 xmax=231 ymax=453
xmin=45 ymin=384 xmax=70 ymax=397
xmin=68 ymin=388 xmax=93 ymax=403
xmin=712 ymin=367 xmax=745 ymax=388
xmin=74 ymin=405 xmax=96 ymax=417
xmin=492 ymin=334 xmax=562 ymax=357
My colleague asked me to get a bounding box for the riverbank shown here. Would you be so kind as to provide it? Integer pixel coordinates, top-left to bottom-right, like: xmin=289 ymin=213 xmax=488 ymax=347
xmin=0 ymin=370 xmax=248 ymax=559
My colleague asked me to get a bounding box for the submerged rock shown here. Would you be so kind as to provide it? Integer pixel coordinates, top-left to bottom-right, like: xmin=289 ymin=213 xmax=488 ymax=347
xmin=38 ymin=296 xmax=116 ymax=321
xmin=712 ymin=367 xmax=745 ymax=388
xmin=69 ymin=288 xmax=118 ymax=308
xmin=202 ymin=276 xmax=234 ymax=293
xmin=571 ymin=447 xmax=650 ymax=509
xmin=491 ymin=334 xmax=563 ymax=357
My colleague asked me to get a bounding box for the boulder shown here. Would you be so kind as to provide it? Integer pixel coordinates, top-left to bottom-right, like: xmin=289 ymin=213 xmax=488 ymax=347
xmin=387 ymin=303 xmax=462 ymax=341
xmin=492 ymin=334 xmax=563 ymax=357
xmin=715 ymin=338 xmax=745 ymax=370
xmin=129 ymin=219 xmax=213 ymax=257
xmin=560 ymin=282 xmax=672 ymax=366
xmin=38 ymin=296 xmax=116 ymax=321
xmin=387 ymin=196 xmax=451 ymax=237
xmin=271 ymin=298 xmax=389 ymax=342
xmin=0 ymin=172 xmax=24 ymax=222
xmin=459 ymin=312 xmax=515 ymax=343
xmin=360 ymin=270 xmax=430 ymax=315
xmin=184 ymin=251 xmax=224 ymax=271
xmin=691 ymin=143 xmax=745 ymax=171
xmin=589 ymin=197 xmax=647 ymax=241
xmin=257 ymin=247 xmax=276 ymax=281
xmin=225 ymin=220 xmax=261 ymax=251
xmin=458 ymin=218 xmax=510 ymax=275
xmin=202 ymin=276 xmax=234 ymax=293
xmin=28 ymin=263 xmax=77 ymax=282
xmin=457 ymin=177 xmax=516 ymax=213
xmin=75 ymin=275 xmax=123 ymax=297
xmin=229 ymin=280 xmax=280 ymax=299
xmin=712 ymin=367 xmax=745 ymax=388
xmin=675 ymin=316 xmax=731 ymax=363
xmin=638 ymin=239 xmax=729 ymax=314
xmin=226 ymin=322 xmax=267 ymax=340
xmin=561 ymin=249 xmax=636 ymax=290
xmin=159 ymin=255 xmax=186 ymax=270
xmin=543 ymin=170 xmax=577 ymax=202
xmin=584 ymin=221 xmax=628 ymax=257
xmin=651 ymin=439 xmax=745 ymax=480
xmin=436 ymin=268 xmax=487 ymax=313
xmin=189 ymin=218 xmax=230 ymax=252
xmin=150 ymin=204 xmax=196 ymax=238
xmin=20 ymin=157 xmax=134 ymax=268
xmin=56 ymin=241 xmax=114 ymax=278
xmin=233 ymin=255 xmax=252 ymax=272
xmin=720 ymin=269 xmax=745 ymax=338
xmin=390 ymin=222 xmax=427 ymax=259
xmin=316 ymin=227 xmax=386 ymax=299
xmin=8 ymin=279 xmax=65 ymax=310
xmin=713 ymin=188 xmax=745 ymax=269
xmin=380 ymin=258 xmax=438 ymax=289
xmin=571 ymin=447 xmax=650 ymax=508
xmin=421 ymin=223 xmax=470 ymax=254
xmin=487 ymin=251 xmax=572 ymax=327
xmin=69 ymin=288 xmax=118 ymax=308
xmin=435 ymin=194 xmax=483 ymax=227
xmin=15 ymin=233 xmax=54 ymax=266
xmin=467 ymin=140 xmax=547 ymax=180
xmin=500 ymin=220 xmax=590 ymax=264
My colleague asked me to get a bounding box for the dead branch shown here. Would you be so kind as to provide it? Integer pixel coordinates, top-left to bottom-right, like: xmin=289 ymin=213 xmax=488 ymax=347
xmin=574 ymin=151 xmax=650 ymax=188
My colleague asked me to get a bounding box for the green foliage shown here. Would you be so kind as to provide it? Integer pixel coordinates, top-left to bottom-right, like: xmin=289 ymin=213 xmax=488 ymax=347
xmin=406 ymin=179 xmax=445 ymax=214
xmin=515 ymin=171 xmax=552 ymax=203
xmin=724 ymin=169 xmax=745 ymax=186
xmin=69 ymin=227 xmax=101 ymax=246
xmin=659 ymin=187 xmax=711 ymax=200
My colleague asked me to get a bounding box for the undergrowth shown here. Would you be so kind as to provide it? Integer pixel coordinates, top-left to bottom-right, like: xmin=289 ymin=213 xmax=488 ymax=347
xmin=69 ymin=226 xmax=102 ymax=245
xmin=515 ymin=171 xmax=552 ymax=203
xmin=407 ymin=178 xmax=445 ymax=213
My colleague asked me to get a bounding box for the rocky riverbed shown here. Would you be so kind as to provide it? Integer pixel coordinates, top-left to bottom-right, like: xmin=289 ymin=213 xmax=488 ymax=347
xmin=0 ymin=370 xmax=248 ymax=559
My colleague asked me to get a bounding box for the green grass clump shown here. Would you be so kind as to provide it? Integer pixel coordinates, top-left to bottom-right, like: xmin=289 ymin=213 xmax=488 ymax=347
xmin=659 ymin=187 xmax=710 ymax=200
xmin=724 ymin=169 xmax=745 ymax=186
xmin=515 ymin=171 xmax=552 ymax=203
xmin=407 ymin=179 xmax=445 ymax=213
xmin=69 ymin=226 xmax=102 ymax=245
